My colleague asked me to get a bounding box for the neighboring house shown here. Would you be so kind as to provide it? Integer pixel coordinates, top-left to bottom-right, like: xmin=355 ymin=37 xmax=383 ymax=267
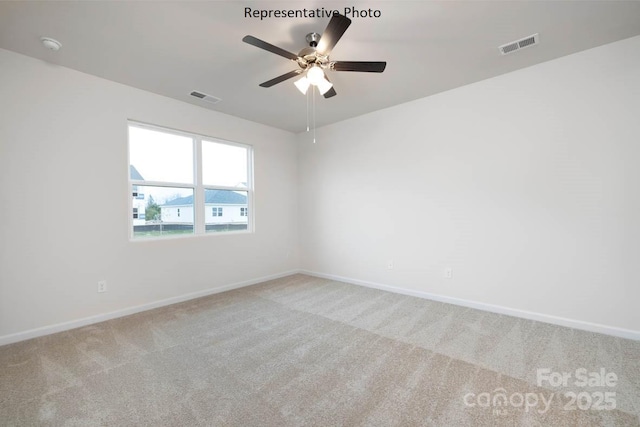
xmin=161 ymin=190 xmax=247 ymax=225
xmin=130 ymin=165 xmax=146 ymax=225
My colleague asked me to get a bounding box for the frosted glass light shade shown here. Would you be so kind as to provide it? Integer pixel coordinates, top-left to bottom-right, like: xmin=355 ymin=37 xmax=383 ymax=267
xmin=306 ymin=65 xmax=325 ymax=85
xmin=294 ymin=77 xmax=310 ymax=94
xmin=316 ymin=77 xmax=333 ymax=95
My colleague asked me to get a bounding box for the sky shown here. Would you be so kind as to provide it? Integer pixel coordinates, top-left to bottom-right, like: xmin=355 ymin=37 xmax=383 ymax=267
xmin=129 ymin=125 xmax=248 ymax=204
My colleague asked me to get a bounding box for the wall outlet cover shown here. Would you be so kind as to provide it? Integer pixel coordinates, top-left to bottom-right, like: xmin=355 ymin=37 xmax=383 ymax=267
xmin=97 ymin=280 xmax=107 ymax=293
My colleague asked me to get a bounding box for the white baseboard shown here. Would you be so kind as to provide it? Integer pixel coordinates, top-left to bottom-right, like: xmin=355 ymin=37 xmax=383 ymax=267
xmin=0 ymin=270 xmax=299 ymax=347
xmin=3 ymin=269 xmax=638 ymax=346
xmin=301 ymin=270 xmax=640 ymax=341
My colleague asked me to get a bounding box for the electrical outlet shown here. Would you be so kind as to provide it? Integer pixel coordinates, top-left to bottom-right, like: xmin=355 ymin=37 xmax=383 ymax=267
xmin=445 ymin=268 xmax=453 ymax=279
xmin=387 ymin=260 xmax=394 ymax=270
xmin=97 ymin=280 xmax=107 ymax=293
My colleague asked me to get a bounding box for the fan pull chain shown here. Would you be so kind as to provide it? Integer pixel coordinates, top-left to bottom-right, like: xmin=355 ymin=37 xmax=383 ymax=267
xmin=306 ymin=88 xmax=310 ymax=132
xmin=312 ymin=87 xmax=316 ymax=143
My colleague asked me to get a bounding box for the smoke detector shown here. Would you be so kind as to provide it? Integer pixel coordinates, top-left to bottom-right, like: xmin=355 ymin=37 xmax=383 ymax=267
xmin=499 ymin=33 xmax=539 ymax=55
xmin=40 ymin=37 xmax=62 ymax=51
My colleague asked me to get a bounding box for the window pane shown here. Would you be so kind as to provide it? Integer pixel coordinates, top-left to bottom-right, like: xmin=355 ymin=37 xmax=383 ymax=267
xmin=132 ymin=185 xmax=194 ymax=238
xmin=129 ymin=126 xmax=193 ymax=184
xmin=202 ymin=140 xmax=247 ymax=187
xmin=204 ymin=189 xmax=248 ymax=233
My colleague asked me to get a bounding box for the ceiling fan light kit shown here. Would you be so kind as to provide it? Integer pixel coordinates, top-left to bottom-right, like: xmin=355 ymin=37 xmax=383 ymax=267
xmin=242 ymin=13 xmax=386 ymax=99
xmin=294 ymin=64 xmax=333 ymax=95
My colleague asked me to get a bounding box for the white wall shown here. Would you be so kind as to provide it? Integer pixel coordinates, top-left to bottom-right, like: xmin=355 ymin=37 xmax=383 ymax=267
xmin=2 ymin=35 xmax=639 ymax=343
xmin=0 ymin=48 xmax=298 ymax=341
xmin=298 ymin=36 xmax=640 ymax=335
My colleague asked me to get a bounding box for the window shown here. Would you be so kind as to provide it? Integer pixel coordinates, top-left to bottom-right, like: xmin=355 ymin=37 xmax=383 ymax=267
xmin=128 ymin=122 xmax=252 ymax=239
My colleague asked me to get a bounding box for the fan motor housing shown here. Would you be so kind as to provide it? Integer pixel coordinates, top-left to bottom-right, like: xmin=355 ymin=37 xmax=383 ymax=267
xmin=298 ymin=33 xmax=331 ymax=69
xmin=298 ymin=47 xmax=316 ymax=58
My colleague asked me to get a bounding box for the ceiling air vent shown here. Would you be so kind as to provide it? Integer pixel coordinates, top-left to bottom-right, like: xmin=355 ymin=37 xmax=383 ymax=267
xmin=499 ymin=33 xmax=539 ymax=55
xmin=190 ymin=91 xmax=221 ymax=105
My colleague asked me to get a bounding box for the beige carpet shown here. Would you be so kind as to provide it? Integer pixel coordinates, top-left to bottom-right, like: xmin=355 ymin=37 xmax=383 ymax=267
xmin=1 ymin=274 xmax=639 ymax=426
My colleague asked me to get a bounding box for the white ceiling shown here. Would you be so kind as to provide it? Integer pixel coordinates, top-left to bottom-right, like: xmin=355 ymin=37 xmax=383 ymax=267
xmin=1 ymin=1 xmax=639 ymax=133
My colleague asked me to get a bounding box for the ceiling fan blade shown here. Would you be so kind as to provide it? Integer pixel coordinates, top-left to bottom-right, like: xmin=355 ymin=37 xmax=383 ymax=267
xmin=332 ymin=61 xmax=387 ymax=72
xmin=242 ymin=35 xmax=299 ymax=61
xmin=316 ymin=14 xmax=352 ymax=56
xmin=323 ymin=86 xmax=337 ymax=99
xmin=259 ymin=70 xmax=302 ymax=88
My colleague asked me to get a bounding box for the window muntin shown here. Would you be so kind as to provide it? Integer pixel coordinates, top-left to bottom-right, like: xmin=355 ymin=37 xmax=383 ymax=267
xmin=128 ymin=122 xmax=252 ymax=239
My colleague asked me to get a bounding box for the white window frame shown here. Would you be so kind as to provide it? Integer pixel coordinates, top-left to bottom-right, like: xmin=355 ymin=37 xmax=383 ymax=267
xmin=127 ymin=120 xmax=254 ymax=240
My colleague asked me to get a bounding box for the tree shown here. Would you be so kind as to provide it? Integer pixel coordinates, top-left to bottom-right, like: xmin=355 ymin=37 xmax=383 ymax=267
xmin=146 ymin=196 xmax=161 ymax=221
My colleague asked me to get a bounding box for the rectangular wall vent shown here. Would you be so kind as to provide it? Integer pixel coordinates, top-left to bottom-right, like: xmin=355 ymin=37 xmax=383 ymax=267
xmin=499 ymin=33 xmax=539 ymax=55
xmin=190 ymin=91 xmax=222 ymax=105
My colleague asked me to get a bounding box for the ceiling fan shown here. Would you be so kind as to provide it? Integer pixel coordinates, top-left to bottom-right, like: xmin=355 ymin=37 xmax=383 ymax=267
xmin=242 ymin=13 xmax=386 ymax=98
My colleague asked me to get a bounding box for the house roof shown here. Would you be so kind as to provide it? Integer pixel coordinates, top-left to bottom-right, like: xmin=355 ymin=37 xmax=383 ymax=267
xmin=161 ymin=190 xmax=247 ymax=206
xmin=129 ymin=165 xmax=144 ymax=181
